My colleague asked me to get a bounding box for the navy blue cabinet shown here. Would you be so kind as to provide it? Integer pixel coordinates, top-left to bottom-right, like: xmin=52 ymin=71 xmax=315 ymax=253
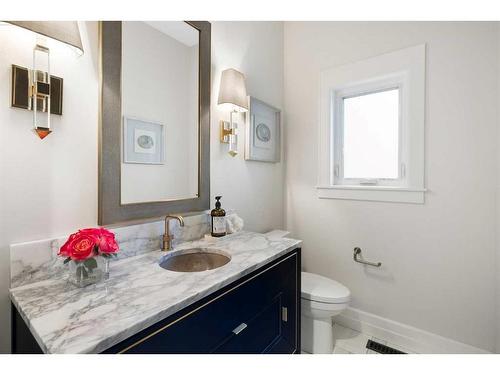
xmin=107 ymin=249 xmax=301 ymax=354
xmin=12 ymin=249 xmax=301 ymax=354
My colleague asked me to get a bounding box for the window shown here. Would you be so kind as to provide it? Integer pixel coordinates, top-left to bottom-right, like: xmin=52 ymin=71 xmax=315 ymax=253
xmin=317 ymin=44 xmax=426 ymax=203
xmin=343 ymin=89 xmax=399 ymax=180
xmin=334 ymin=86 xmax=403 ymax=186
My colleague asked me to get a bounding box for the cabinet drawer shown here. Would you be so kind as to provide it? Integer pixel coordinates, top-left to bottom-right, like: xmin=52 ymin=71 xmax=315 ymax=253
xmin=213 ymin=295 xmax=283 ymax=353
xmin=122 ymin=282 xmax=271 ymax=353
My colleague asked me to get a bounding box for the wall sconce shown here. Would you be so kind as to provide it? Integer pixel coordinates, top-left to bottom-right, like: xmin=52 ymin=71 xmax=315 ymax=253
xmin=6 ymin=21 xmax=84 ymax=139
xmin=217 ymin=68 xmax=248 ymax=157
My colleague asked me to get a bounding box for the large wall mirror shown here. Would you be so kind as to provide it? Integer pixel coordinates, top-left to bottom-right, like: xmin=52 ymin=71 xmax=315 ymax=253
xmin=99 ymin=21 xmax=211 ymax=225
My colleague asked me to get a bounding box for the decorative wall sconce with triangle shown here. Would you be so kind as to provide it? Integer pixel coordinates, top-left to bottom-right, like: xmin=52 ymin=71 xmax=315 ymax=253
xmin=6 ymin=21 xmax=84 ymax=139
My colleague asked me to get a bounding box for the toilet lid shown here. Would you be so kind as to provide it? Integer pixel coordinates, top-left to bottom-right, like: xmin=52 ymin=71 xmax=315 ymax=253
xmin=301 ymin=272 xmax=351 ymax=304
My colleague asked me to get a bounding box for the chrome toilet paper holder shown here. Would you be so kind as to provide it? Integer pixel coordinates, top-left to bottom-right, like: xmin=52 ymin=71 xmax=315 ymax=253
xmin=353 ymin=247 xmax=382 ymax=268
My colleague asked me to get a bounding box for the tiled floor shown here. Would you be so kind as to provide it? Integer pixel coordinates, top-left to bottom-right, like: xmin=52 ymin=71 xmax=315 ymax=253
xmin=332 ymin=323 xmax=417 ymax=354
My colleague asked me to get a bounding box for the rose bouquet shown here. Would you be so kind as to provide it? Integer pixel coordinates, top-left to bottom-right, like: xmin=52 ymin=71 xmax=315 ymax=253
xmin=58 ymin=228 xmax=119 ymax=287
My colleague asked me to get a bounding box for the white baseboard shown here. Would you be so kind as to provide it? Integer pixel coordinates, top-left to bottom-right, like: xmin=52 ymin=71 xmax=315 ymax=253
xmin=334 ymin=307 xmax=490 ymax=354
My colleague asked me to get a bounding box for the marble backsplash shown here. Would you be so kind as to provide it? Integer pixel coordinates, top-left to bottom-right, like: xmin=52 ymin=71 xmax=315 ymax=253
xmin=10 ymin=210 xmax=239 ymax=289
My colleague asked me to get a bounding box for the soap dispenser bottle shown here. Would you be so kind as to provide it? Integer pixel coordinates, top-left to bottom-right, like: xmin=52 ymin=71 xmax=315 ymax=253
xmin=211 ymin=196 xmax=226 ymax=237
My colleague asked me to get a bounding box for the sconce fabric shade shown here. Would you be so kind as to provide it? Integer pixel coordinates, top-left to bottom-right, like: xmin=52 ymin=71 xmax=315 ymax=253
xmin=217 ymin=68 xmax=248 ymax=112
xmin=6 ymin=21 xmax=84 ymax=55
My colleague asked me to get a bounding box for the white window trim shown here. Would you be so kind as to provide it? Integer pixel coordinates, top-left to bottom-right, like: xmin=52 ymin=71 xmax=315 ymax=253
xmin=317 ymin=44 xmax=426 ymax=204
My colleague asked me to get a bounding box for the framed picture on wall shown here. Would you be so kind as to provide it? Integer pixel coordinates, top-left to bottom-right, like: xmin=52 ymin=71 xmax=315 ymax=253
xmin=245 ymin=97 xmax=281 ymax=163
xmin=123 ymin=117 xmax=165 ymax=164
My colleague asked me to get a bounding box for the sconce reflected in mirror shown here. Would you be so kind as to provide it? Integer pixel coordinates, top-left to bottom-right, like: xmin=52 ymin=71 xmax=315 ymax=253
xmin=6 ymin=21 xmax=83 ymax=139
xmin=217 ymin=68 xmax=248 ymax=156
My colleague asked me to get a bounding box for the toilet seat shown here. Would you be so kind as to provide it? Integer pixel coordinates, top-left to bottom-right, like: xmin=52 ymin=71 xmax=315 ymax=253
xmin=301 ymin=272 xmax=350 ymax=304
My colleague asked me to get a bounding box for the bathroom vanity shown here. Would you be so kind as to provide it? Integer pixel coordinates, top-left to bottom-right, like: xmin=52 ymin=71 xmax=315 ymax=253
xmin=9 ymin=22 xmax=301 ymax=354
xmin=10 ymin=231 xmax=301 ymax=354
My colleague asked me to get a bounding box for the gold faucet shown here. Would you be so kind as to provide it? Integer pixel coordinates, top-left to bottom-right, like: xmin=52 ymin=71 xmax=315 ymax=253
xmin=162 ymin=215 xmax=185 ymax=251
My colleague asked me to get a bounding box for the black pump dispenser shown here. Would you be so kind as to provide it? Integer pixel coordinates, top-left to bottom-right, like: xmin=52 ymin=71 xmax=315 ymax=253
xmin=211 ymin=196 xmax=226 ymax=237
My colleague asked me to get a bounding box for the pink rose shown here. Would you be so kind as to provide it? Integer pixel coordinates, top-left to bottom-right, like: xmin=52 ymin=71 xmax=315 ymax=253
xmin=58 ymin=228 xmax=119 ymax=261
xmin=96 ymin=228 xmax=119 ymax=254
xmin=78 ymin=228 xmax=119 ymax=254
xmin=58 ymin=232 xmax=79 ymax=257
xmin=59 ymin=233 xmax=97 ymax=261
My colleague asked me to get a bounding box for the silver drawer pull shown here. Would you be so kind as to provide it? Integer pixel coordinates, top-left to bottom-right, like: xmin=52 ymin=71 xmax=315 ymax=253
xmin=232 ymin=323 xmax=247 ymax=335
xmin=282 ymin=307 xmax=288 ymax=322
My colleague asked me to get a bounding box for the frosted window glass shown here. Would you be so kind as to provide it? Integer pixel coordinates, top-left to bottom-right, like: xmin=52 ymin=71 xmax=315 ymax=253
xmin=343 ymin=89 xmax=399 ymax=179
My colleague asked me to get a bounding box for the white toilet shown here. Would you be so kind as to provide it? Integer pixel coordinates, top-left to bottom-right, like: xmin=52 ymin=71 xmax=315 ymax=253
xmin=301 ymin=272 xmax=351 ymax=354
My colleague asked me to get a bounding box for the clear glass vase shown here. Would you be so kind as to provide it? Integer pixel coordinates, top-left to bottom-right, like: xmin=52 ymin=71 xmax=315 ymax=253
xmin=68 ymin=256 xmax=109 ymax=287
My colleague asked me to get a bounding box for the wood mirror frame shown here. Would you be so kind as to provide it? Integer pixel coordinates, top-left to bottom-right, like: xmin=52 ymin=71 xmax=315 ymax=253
xmin=98 ymin=21 xmax=211 ymax=225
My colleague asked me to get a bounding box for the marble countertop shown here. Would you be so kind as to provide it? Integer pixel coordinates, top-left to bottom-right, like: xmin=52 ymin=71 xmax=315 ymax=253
xmin=10 ymin=231 xmax=301 ymax=354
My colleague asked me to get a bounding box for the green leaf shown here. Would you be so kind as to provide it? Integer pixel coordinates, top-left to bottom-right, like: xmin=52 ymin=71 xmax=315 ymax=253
xmin=82 ymin=266 xmax=88 ymax=279
xmin=63 ymin=257 xmax=72 ymax=264
xmin=84 ymin=257 xmax=98 ymax=270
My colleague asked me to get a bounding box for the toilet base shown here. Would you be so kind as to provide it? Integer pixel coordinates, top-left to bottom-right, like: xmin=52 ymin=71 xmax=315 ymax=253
xmin=301 ymin=315 xmax=334 ymax=354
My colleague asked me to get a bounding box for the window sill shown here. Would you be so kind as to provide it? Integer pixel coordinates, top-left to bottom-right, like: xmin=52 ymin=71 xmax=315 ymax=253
xmin=316 ymin=185 xmax=426 ymax=204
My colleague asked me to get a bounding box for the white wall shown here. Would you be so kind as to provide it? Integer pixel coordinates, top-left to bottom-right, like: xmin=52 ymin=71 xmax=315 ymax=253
xmin=284 ymin=22 xmax=498 ymax=351
xmin=0 ymin=21 xmax=284 ymax=353
xmin=0 ymin=22 xmax=99 ymax=353
xmin=211 ymin=22 xmax=285 ymax=233
xmin=121 ymin=22 xmax=198 ymax=203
